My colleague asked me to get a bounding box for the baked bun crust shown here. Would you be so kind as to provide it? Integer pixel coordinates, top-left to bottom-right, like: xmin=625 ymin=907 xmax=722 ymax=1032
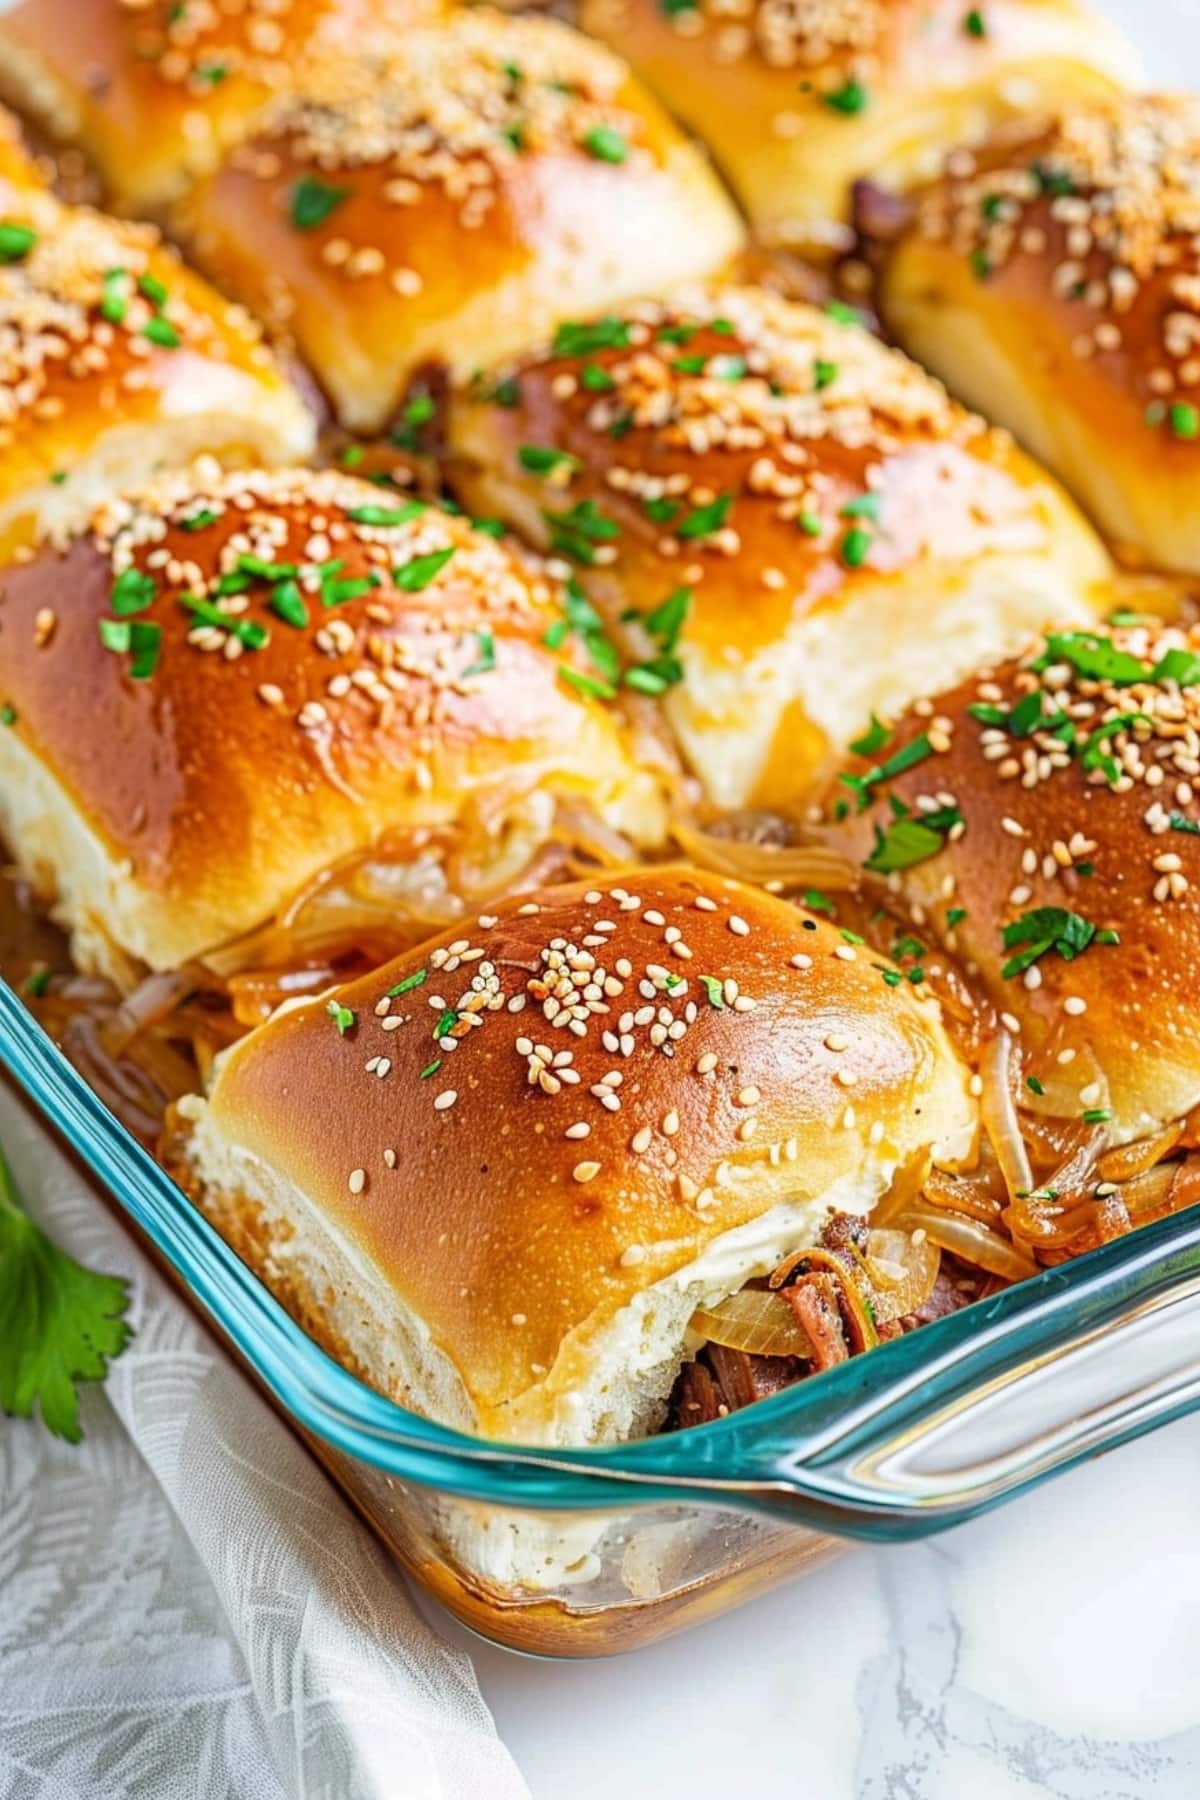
xmin=0 ymin=464 xmax=668 ymax=983
xmin=447 ymin=284 xmax=1112 ymax=811
xmin=174 ymin=868 xmax=976 ymax=1444
xmin=0 ymin=199 xmax=314 ymax=559
xmin=817 ymin=620 xmax=1200 ymax=1142
xmin=880 ymin=94 xmax=1200 ymax=573
xmin=172 ymin=10 xmax=746 ymax=434
xmin=0 ymin=105 xmax=46 ymax=201
xmin=579 ymin=0 xmax=1132 ymax=254
xmin=0 ymin=0 xmax=442 ymax=214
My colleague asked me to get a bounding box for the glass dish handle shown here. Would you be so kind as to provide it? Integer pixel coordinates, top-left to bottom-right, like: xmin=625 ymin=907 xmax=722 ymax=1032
xmin=749 ymin=1213 xmax=1200 ymax=1533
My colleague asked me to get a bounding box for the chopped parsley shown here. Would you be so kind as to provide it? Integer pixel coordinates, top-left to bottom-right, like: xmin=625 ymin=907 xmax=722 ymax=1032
xmin=326 ymin=1000 xmax=356 ymax=1035
xmin=699 ymin=975 xmax=726 ymax=1009
xmin=394 ymin=547 xmax=455 ymax=592
xmin=822 ymin=77 xmax=868 ymax=115
xmin=98 ymin=618 xmax=162 ymax=680
xmin=0 ymin=221 xmax=36 ymax=263
xmin=347 ymin=501 xmax=426 ymax=527
xmin=542 ymin=498 xmax=620 ymax=563
xmin=676 ymin=494 xmax=732 ymax=539
xmin=110 ymin=567 xmax=158 ymax=616
xmin=519 ymin=444 xmax=578 ymax=476
xmin=963 ymin=6 xmax=987 ymax=32
xmin=553 ymin=317 xmax=631 ymax=358
xmin=290 ymin=175 xmax=351 ymax=231
xmin=582 ymin=125 xmax=628 ymax=163
xmin=1000 ymin=907 xmax=1119 ymax=980
xmin=865 ymin=806 xmax=962 ymax=874
xmin=849 ymin=713 xmax=890 ymax=758
xmin=388 ymin=969 xmax=427 ymax=998
xmin=839 ymin=732 xmax=934 ymax=811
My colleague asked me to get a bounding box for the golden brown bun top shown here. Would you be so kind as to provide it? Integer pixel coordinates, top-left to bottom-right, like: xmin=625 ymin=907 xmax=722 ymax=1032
xmin=0 ymin=463 xmax=665 ymax=967
xmin=0 ymin=200 xmax=308 ymax=545
xmin=579 ymin=0 xmax=1131 ymax=247
xmin=449 ymin=283 xmax=1100 ymax=665
xmin=201 ymin=867 xmax=974 ymax=1426
xmin=0 ymin=0 xmax=443 ymax=211
xmin=899 ymin=93 xmax=1200 ymax=450
xmin=0 ymin=105 xmax=46 ymax=201
xmin=173 ymin=9 xmax=744 ymax=430
xmin=817 ymin=619 xmax=1200 ymax=1139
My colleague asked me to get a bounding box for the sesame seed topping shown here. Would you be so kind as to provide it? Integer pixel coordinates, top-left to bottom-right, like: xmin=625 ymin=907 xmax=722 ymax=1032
xmin=573 ymin=1160 xmax=602 ymax=1183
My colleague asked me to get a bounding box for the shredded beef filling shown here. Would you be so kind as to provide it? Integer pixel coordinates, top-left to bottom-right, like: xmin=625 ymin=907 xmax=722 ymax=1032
xmin=665 ymin=1211 xmax=976 ymax=1430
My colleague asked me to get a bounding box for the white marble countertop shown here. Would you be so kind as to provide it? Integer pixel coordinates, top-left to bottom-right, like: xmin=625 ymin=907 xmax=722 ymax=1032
xmin=447 ymin=1411 xmax=1200 ymax=1797
xmin=449 ymin=5 xmax=1200 ymax=1793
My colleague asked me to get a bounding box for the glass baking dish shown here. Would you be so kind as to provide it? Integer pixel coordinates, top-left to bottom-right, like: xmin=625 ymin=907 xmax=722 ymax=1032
xmin=5 ymin=975 xmax=1200 ymax=1657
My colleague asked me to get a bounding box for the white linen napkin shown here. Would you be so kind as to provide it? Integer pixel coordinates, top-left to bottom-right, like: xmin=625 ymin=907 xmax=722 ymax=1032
xmin=0 ymin=1084 xmax=530 ymax=1800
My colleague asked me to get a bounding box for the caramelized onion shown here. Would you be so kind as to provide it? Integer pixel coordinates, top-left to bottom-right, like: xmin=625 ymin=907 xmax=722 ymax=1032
xmin=670 ymin=818 xmax=857 ymax=892
xmin=980 ymin=1031 xmax=1034 ymax=1202
xmin=895 ymin=1205 xmax=1040 ymax=1283
xmin=690 ymin=1287 xmax=814 ymax=1359
xmin=865 ymin=1228 xmax=941 ymax=1323
xmin=1097 ymin=1124 xmax=1184 ymax=1184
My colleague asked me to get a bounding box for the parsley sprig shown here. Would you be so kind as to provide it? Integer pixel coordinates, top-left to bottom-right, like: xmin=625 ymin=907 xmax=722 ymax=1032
xmin=1000 ymin=907 xmax=1119 ymax=980
xmin=0 ymin=1137 xmax=132 ymax=1441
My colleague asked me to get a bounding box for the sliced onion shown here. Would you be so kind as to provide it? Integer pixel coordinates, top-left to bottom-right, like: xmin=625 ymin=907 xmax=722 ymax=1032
xmin=670 ymin=818 xmax=857 ymax=892
xmin=865 ymin=1228 xmax=941 ymax=1323
xmin=690 ymin=1287 xmax=814 ymax=1359
xmin=980 ymin=1031 xmax=1034 ymax=1202
xmin=922 ymin=1164 xmax=1006 ymax=1223
xmin=1098 ymin=1125 xmax=1184 ymax=1184
xmin=894 ymin=1205 xmax=1040 ymax=1284
xmin=100 ymin=968 xmax=195 ymax=1058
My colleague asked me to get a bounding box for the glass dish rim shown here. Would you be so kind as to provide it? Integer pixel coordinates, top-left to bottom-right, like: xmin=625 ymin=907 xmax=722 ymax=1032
xmin=5 ymin=976 xmax=1200 ymax=1537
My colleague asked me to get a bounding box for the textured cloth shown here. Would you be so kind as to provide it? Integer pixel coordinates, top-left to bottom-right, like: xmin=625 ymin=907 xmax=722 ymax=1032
xmin=0 ymin=1085 xmax=530 ymax=1800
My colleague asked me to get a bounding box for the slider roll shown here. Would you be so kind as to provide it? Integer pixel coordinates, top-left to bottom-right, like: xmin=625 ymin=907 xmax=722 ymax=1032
xmin=819 ymin=621 xmax=1200 ymax=1146
xmin=174 ymin=869 xmax=975 ymax=1446
xmin=448 ymin=284 xmax=1111 ymax=812
xmin=0 ymin=200 xmax=314 ymax=558
xmin=878 ymin=95 xmax=1200 ymax=572
xmin=0 ymin=466 xmax=667 ymax=985
xmin=579 ymin=0 xmax=1133 ymax=255
xmin=0 ymin=0 xmax=444 ymax=213
xmin=173 ymin=9 xmax=746 ymax=435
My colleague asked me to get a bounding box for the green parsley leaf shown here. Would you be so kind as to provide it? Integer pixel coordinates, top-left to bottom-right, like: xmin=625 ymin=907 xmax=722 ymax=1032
xmin=138 ymin=271 xmax=168 ymax=309
xmin=947 ymin=906 xmax=967 ymax=928
xmin=388 ymin=969 xmax=428 ymax=997
xmin=1170 ymin=402 xmax=1199 ymax=441
xmin=1000 ymin=906 xmax=1115 ymax=979
xmin=699 ymin=974 xmax=726 ymax=1008
xmin=849 ymin=713 xmax=890 ymax=757
xmin=1082 ymin=1108 xmax=1111 ymax=1125
xmin=963 ymin=6 xmax=987 ymax=33
xmin=0 ymin=704 xmax=16 ymax=726
xmin=676 ymin=494 xmax=732 ymax=539
xmin=643 ymin=585 xmax=692 ymax=652
xmin=269 ymin=580 xmax=309 ymax=628
xmin=142 ymin=316 xmax=180 ymax=349
xmin=463 ymin=628 xmax=496 ymax=677
xmin=1026 ymin=1074 xmax=1045 ymax=1095
xmin=865 ymin=811 xmax=960 ymax=873
xmin=1032 ymin=630 xmax=1150 ymax=686
xmin=558 ymin=665 xmax=617 ymax=701
xmin=420 ymin=1058 xmax=442 ymax=1080
xmin=1169 ymin=812 xmax=1200 ymax=836
xmin=492 ymin=376 xmax=520 ymax=407
xmin=0 ymin=1138 xmax=132 ymax=1441
xmin=542 ymin=498 xmax=620 ymax=563
xmin=839 ymin=524 xmax=872 ymax=567
xmin=798 ymin=510 xmax=824 ymax=537
xmin=822 ymin=77 xmax=868 ymax=114
xmin=347 ymin=502 xmax=426 ymax=527
xmin=290 ymin=175 xmax=351 ymax=231
xmin=642 ymin=496 xmax=681 ymax=524
xmin=580 ymin=362 xmax=615 ymax=392
xmin=326 ymin=1000 xmax=356 ymax=1035
xmin=178 ymin=507 xmax=218 ymax=533
xmin=178 ymin=597 xmax=268 ymax=650
xmin=802 ymin=888 xmax=835 ymax=915
xmin=813 ymin=358 xmax=838 ymax=391
xmin=1152 ymin=646 xmax=1200 ymax=687
xmin=99 ymin=617 xmax=162 ymax=679
xmin=1032 ymin=161 xmax=1075 ymax=197
xmin=110 ymin=567 xmax=157 ymax=616
xmin=839 ymin=732 xmax=934 ymax=810
xmin=394 ymin=547 xmax=455 ymax=592
xmin=582 ymin=125 xmax=628 ymax=163
xmin=553 ymin=317 xmax=631 ymax=358
xmin=840 ymin=491 xmax=882 ymax=522
xmin=519 ymin=444 xmax=578 ymax=475
xmin=623 ymin=654 xmax=682 ymax=695
xmin=0 ymin=221 xmax=37 ymax=262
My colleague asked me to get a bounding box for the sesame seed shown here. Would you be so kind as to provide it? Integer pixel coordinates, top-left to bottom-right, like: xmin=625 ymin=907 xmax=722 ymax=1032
xmin=348 ymin=1168 xmax=366 ymax=1195
xmin=573 ymin=1160 xmax=602 ymax=1183
xmin=433 ymin=1089 xmax=458 ymax=1111
xmin=728 ymin=915 xmax=750 ymax=936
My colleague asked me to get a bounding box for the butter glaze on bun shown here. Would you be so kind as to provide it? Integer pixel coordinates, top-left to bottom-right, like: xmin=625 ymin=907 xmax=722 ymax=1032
xmin=880 ymin=94 xmax=1200 ymax=573
xmin=172 ymin=9 xmax=745 ymax=434
xmin=0 ymin=199 xmax=314 ymax=558
xmin=579 ymin=0 xmax=1132 ymax=254
xmin=0 ymin=464 xmax=668 ymax=984
xmin=818 ymin=620 xmax=1200 ymax=1143
xmin=0 ymin=0 xmax=443 ymax=213
xmin=173 ymin=868 xmax=976 ymax=1446
xmin=448 ymin=283 xmax=1111 ymax=811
